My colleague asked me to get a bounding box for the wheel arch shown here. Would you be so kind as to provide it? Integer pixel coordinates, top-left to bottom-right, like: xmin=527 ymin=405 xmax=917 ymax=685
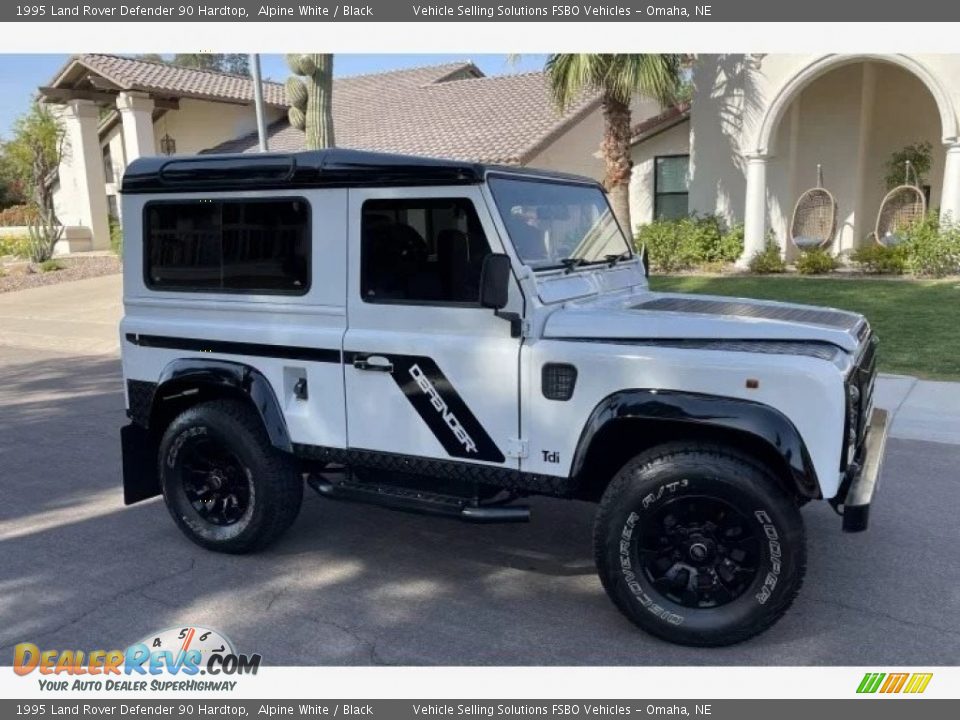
xmin=569 ymin=390 xmax=821 ymax=502
xmin=134 ymin=358 xmax=292 ymax=452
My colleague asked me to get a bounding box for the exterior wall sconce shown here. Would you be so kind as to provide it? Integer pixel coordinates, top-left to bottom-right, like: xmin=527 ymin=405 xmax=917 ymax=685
xmin=159 ymin=133 xmax=176 ymax=156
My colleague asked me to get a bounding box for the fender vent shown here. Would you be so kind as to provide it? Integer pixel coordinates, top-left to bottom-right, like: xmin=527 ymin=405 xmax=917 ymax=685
xmin=542 ymin=363 xmax=577 ymax=401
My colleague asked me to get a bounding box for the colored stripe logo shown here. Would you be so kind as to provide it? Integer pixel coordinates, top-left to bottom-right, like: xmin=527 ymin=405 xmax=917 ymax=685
xmin=857 ymin=672 xmax=933 ymax=694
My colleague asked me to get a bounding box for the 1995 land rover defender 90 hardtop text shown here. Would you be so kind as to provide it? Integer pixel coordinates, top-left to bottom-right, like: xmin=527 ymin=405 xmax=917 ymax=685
xmin=120 ymin=149 xmax=889 ymax=647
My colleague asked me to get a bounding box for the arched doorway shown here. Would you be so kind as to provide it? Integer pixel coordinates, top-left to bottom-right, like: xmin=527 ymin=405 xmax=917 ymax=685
xmin=740 ymin=55 xmax=960 ymax=263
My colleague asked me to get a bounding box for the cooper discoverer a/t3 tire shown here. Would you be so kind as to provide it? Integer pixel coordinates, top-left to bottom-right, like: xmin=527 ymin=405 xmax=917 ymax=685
xmin=593 ymin=442 xmax=806 ymax=647
xmin=158 ymin=399 xmax=303 ymax=554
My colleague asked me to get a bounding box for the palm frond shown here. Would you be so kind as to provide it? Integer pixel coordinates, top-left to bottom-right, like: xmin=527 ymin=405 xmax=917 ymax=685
xmin=545 ymin=54 xmax=684 ymax=109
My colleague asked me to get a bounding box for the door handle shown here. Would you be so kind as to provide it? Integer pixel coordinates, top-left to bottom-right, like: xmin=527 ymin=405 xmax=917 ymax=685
xmin=353 ymin=355 xmax=394 ymax=373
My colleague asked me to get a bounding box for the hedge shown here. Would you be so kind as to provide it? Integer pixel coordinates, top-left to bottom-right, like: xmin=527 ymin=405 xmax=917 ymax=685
xmin=634 ymin=215 xmax=744 ymax=272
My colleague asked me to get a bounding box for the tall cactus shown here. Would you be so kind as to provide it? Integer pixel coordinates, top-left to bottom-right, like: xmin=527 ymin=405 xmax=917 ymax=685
xmin=285 ymin=54 xmax=335 ymax=149
xmin=26 ymin=207 xmax=63 ymax=263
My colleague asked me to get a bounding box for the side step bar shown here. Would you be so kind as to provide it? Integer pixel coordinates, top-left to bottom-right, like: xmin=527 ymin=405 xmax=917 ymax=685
xmin=307 ymin=476 xmax=531 ymax=523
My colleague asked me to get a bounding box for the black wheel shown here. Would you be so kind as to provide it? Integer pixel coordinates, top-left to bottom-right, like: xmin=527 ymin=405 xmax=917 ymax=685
xmin=158 ymin=399 xmax=303 ymax=554
xmin=594 ymin=442 xmax=805 ymax=647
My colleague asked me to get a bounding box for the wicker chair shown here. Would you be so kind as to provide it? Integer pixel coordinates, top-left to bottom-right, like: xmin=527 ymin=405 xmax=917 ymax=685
xmin=790 ymin=165 xmax=837 ymax=251
xmin=873 ymin=162 xmax=927 ymax=247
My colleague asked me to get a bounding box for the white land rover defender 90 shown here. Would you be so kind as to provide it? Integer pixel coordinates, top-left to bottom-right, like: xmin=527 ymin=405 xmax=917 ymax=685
xmin=120 ymin=149 xmax=888 ymax=647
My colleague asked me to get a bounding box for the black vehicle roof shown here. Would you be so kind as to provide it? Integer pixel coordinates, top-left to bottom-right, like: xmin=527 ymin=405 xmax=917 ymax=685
xmin=120 ymin=148 xmax=601 ymax=195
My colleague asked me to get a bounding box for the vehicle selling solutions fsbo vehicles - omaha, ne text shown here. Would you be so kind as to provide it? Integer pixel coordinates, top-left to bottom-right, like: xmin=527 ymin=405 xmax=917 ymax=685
xmin=118 ymin=149 xmax=888 ymax=646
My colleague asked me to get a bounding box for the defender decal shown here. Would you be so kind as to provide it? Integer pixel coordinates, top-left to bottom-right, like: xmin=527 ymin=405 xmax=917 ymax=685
xmin=386 ymin=354 xmax=506 ymax=464
xmin=408 ymin=364 xmax=478 ymax=454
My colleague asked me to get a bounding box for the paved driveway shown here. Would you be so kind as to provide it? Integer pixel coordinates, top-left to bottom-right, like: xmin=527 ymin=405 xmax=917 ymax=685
xmin=0 ymin=274 xmax=122 ymax=356
xmin=1 ymin=339 xmax=959 ymax=665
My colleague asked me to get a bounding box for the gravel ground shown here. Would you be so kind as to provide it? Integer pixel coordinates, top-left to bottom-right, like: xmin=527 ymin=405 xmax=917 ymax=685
xmin=0 ymin=255 xmax=120 ymax=293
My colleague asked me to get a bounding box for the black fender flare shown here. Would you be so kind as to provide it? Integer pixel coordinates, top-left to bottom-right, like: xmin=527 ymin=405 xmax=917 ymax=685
xmin=570 ymin=390 xmax=821 ymax=499
xmin=148 ymin=358 xmax=292 ymax=452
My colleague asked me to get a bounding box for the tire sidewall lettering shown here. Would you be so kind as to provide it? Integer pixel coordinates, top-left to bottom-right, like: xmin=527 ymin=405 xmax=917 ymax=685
xmin=753 ymin=509 xmax=782 ymax=606
xmin=166 ymin=425 xmax=207 ymax=469
xmin=619 ymin=506 xmax=686 ymax=627
xmin=617 ymin=475 xmax=789 ymax=627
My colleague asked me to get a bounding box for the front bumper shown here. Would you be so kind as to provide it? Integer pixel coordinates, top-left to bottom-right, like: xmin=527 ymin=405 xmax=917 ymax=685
xmin=838 ymin=408 xmax=890 ymax=532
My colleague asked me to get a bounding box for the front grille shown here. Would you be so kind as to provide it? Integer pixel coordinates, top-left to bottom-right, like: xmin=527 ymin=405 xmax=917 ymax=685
xmin=843 ymin=334 xmax=878 ymax=469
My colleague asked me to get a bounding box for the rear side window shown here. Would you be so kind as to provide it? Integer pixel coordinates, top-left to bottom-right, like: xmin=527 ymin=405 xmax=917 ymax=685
xmin=361 ymin=198 xmax=493 ymax=305
xmin=144 ymin=198 xmax=310 ymax=294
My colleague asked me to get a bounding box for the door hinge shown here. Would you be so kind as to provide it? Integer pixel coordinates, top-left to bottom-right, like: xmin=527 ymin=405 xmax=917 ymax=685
xmin=505 ymin=438 xmax=529 ymax=459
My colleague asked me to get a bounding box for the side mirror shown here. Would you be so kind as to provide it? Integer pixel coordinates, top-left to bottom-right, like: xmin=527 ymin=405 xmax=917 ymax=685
xmin=639 ymin=244 xmax=650 ymax=278
xmin=479 ymin=253 xmax=511 ymax=310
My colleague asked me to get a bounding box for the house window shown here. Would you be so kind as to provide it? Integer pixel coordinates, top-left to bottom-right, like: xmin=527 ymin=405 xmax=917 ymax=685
xmin=144 ymin=198 xmax=310 ymax=295
xmin=103 ymin=145 xmax=114 ymax=184
xmin=654 ymin=155 xmax=690 ymax=220
xmin=360 ymin=198 xmax=492 ymax=305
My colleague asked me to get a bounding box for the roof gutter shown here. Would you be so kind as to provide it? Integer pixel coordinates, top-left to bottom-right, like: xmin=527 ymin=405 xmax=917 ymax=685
xmin=630 ymin=107 xmax=691 ymax=146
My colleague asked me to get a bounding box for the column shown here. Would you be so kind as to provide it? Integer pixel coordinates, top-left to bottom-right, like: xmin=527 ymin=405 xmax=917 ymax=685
xmin=116 ymin=91 xmax=156 ymax=162
xmin=60 ymin=99 xmax=110 ymax=251
xmin=940 ymin=142 xmax=960 ymax=225
xmin=851 ymin=63 xmax=877 ymax=251
xmin=737 ymin=154 xmax=769 ymax=268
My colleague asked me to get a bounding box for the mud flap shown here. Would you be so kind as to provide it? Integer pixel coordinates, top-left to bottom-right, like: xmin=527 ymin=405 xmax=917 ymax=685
xmin=121 ymin=423 xmax=160 ymax=505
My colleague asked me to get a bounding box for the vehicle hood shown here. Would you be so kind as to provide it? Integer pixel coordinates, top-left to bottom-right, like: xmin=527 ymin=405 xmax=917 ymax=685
xmin=542 ymin=291 xmax=868 ymax=354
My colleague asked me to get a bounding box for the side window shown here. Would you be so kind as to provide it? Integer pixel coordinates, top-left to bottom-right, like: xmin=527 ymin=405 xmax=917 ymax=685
xmin=145 ymin=198 xmax=310 ymax=294
xmin=653 ymin=155 xmax=690 ymax=220
xmin=361 ymin=198 xmax=493 ymax=305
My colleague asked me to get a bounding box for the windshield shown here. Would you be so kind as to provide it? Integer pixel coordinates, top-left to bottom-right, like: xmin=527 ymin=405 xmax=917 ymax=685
xmin=488 ymin=176 xmax=633 ymax=270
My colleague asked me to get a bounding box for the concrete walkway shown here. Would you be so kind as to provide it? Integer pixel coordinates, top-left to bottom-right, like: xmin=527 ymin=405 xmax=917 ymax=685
xmin=0 ymin=273 xmax=121 ymax=356
xmin=874 ymin=374 xmax=960 ymax=445
xmin=0 ymin=272 xmax=958 ymax=444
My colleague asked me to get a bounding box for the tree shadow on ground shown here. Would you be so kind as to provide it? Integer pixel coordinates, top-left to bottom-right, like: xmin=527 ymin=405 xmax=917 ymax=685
xmin=1 ymin=352 xmax=959 ymax=666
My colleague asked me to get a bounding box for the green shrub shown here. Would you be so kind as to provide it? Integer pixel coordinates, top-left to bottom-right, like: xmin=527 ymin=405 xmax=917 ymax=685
xmin=634 ymin=214 xmax=744 ymax=272
xmin=38 ymin=259 xmax=64 ymax=273
xmin=0 ymin=234 xmax=31 ymax=258
xmin=901 ymin=213 xmax=960 ymax=277
xmin=795 ymin=248 xmax=839 ymax=275
xmin=850 ymin=244 xmax=907 ymax=274
xmin=109 ymin=216 xmax=123 ymax=258
xmin=719 ymin=223 xmax=745 ymax=264
xmin=885 ymin=142 xmax=932 ymax=191
xmin=748 ymin=240 xmax=786 ymax=274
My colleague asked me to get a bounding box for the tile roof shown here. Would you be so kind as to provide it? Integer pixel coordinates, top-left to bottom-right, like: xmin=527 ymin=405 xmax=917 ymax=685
xmin=53 ymin=53 xmax=288 ymax=106
xmin=49 ymin=54 xmax=599 ymax=167
xmin=630 ymin=101 xmax=691 ymax=143
xmin=207 ymin=66 xmax=599 ymax=164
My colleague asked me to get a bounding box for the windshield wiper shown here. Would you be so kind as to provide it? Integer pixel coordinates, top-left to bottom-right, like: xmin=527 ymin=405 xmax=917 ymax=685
xmin=560 ymin=257 xmax=586 ymax=274
xmin=605 ymin=251 xmax=631 ymax=267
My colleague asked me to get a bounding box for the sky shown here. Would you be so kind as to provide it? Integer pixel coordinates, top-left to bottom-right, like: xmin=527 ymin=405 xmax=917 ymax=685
xmin=0 ymin=54 xmax=548 ymax=139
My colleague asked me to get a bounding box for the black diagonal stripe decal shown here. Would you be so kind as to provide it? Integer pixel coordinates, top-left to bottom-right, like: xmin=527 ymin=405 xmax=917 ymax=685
xmin=382 ymin=354 xmax=505 ymax=464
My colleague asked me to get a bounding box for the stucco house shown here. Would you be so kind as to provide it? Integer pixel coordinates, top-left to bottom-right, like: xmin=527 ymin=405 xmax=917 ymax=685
xmin=40 ymin=54 xmax=658 ymax=253
xmin=630 ymin=54 xmax=960 ymax=264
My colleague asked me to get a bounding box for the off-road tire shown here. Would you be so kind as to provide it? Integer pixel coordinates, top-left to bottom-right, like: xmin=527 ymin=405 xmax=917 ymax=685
xmin=158 ymin=399 xmax=303 ymax=554
xmin=594 ymin=442 xmax=806 ymax=647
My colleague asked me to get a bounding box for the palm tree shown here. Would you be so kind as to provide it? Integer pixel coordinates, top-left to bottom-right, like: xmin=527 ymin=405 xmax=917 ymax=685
xmin=545 ymin=54 xmax=684 ymax=234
